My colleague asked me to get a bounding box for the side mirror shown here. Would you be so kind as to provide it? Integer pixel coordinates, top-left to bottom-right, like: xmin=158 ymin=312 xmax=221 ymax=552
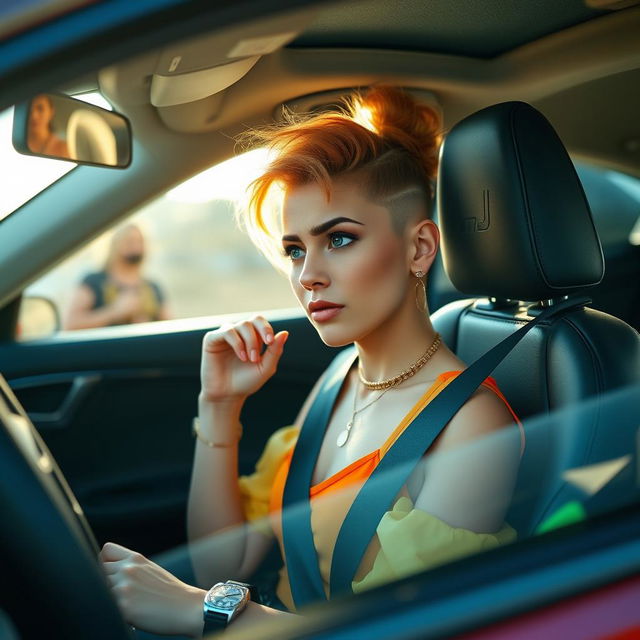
xmin=17 ymin=296 xmax=60 ymax=341
xmin=12 ymin=93 xmax=132 ymax=168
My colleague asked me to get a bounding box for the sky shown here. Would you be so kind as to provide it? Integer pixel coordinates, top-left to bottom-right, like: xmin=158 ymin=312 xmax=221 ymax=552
xmin=0 ymin=106 xmax=75 ymax=222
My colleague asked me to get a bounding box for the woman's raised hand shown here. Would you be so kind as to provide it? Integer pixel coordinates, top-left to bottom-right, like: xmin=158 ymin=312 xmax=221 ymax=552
xmin=200 ymin=315 xmax=289 ymax=404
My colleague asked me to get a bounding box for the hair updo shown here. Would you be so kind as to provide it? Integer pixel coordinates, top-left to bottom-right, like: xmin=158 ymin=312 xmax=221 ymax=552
xmin=238 ymin=85 xmax=442 ymax=270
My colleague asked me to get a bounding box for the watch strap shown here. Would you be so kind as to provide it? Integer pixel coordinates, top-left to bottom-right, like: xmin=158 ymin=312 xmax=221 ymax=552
xmin=203 ymin=609 xmax=231 ymax=634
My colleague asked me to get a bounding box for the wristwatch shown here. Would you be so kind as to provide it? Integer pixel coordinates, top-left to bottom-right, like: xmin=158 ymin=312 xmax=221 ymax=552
xmin=202 ymin=580 xmax=255 ymax=634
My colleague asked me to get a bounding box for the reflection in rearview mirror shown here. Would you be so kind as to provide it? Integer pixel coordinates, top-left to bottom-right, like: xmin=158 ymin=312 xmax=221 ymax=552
xmin=12 ymin=93 xmax=132 ymax=168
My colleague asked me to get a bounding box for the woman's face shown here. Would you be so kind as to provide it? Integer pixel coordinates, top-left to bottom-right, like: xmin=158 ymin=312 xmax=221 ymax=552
xmin=281 ymin=177 xmax=412 ymax=347
xmin=29 ymin=95 xmax=54 ymax=135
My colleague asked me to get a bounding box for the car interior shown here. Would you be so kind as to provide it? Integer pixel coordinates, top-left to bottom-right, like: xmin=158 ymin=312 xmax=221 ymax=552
xmin=1 ymin=1 xmax=640 ymax=638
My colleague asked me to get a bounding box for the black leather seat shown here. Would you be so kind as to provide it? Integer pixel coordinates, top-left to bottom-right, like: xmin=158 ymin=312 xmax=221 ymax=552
xmin=431 ymin=102 xmax=640 ymax=536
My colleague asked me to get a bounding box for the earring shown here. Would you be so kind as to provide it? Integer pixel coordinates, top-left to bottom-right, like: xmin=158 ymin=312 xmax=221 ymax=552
xmin=414 ymin=271 xmax=427 ymax=312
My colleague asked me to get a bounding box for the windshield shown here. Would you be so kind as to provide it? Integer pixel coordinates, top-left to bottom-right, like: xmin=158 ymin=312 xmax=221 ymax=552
xmin=0 ymin=91 xmax=111 ymax=223
xmin=0 ymin=105 xmax=75 ymax=222
xmin=0 ymin=1 xmax=92 ymax=40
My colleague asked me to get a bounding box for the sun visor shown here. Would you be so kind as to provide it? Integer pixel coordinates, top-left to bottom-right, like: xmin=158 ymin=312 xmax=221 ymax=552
xmin=151 ymin=55 xmax=261 ymax=107
xmin=149 ymin=10 xmax=312 ymax=108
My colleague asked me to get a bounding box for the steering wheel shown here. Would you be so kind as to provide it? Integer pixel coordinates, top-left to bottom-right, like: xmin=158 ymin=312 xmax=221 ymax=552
xmin=0 ymin=374 xmax=133 ymax=640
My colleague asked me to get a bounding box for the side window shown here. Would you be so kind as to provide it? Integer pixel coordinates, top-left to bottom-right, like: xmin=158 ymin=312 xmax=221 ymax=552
xmin=575 ymin=161 xmax=640 ymax=329
xmin=18 ymin=150 xmax=298 ymax=340
xmin=575 ymin=162 xmax=640 ymax=251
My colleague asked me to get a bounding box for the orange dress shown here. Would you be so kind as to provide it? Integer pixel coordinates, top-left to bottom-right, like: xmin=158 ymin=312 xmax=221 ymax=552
xmin=239 ymin=371 xmax=524 ymax=611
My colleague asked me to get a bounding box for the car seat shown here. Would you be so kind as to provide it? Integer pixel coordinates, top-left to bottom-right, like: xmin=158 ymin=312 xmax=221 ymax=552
xmin=67 ymin=108 xmax=118 ymax=165
xmin=431 ymin=102 xmax=640 ymax=536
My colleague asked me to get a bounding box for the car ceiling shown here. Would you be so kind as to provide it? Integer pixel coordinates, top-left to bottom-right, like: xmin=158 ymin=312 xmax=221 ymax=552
xmin=288 ymin=0 xmax=607 ymax=58
xmin=94 ymin=0 xmax=640 ymax=176
xmin=2 ymin=0 xmax=640 ymax=309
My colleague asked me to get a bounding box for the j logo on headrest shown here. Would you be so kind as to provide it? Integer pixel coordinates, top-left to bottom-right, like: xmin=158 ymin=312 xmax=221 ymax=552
xmin=461 ymin=189 xmax=491 ymax=233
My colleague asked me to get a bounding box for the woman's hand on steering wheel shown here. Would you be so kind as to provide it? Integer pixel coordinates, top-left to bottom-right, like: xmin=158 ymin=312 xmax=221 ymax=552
xmin=200 ymin=315 xmax=289 ymax=404
xmin=100 ymin=541 xmax=205 ymax=637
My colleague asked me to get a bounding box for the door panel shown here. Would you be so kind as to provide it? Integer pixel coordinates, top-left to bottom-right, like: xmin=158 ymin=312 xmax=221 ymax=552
xmin=0 ymin=313 xmax=336 ymax=556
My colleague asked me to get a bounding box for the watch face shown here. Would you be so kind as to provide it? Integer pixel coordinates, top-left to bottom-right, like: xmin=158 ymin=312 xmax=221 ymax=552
xmin=206 ymin=584 xmax=244 ymax=610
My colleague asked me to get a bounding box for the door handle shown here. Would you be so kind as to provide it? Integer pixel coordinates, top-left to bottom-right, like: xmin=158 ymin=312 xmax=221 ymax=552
xmin=16 ymin=374 xmax=101 ymax=429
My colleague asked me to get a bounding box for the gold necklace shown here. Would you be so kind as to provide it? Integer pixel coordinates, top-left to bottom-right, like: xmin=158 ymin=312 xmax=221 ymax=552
xmin=358 ymin=332 xmax=442 ymax=390
xmin=336 ymin=381 xmax=391 ymax=447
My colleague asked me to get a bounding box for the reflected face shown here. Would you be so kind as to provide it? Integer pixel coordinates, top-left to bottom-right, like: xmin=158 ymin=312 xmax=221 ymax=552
xmin=281 ymin=178 xmax=409 ymax=347
xmin=29 ymin=95 xmax=54 ymax=133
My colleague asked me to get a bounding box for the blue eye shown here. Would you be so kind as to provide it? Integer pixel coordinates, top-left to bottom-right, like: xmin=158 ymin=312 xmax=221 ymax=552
xmin=329 ymin=232 xmax=356 ymax=249
xmin=284 ymin=245 xmax=305 ymax=261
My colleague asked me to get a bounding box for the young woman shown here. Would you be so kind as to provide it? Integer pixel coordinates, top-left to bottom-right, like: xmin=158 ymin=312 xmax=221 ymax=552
xmin=27 ymin=94 xmax=69 ymax=159
xmin=100 ymin=86 xmax=523 ymax=637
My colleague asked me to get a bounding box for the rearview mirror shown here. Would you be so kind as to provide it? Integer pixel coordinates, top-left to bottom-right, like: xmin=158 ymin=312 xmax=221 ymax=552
xmin=17 ymin=296 xmax=60 ymax=341
xmin=12 ymin=93 xmax=132 ymax=168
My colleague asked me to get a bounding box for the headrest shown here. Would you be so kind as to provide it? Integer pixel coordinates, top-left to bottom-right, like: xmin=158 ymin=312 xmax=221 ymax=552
xmin=437 ymin=101 xmax=604 ymax=302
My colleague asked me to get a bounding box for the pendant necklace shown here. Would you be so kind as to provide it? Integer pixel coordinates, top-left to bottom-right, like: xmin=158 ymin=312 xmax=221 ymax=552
xmin=337 ymin=334 xmax=442 ymax=447
xmin=336 ymin=382 xmax=390 ymax=447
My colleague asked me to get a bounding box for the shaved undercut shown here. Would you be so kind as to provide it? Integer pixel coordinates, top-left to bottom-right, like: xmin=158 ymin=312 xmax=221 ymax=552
xmin=383 ymin=186 xmax=429 ymax=235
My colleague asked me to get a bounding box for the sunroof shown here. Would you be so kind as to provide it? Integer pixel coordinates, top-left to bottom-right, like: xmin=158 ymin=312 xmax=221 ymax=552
xmin=290 ymin=0 xmax=608 ymax=59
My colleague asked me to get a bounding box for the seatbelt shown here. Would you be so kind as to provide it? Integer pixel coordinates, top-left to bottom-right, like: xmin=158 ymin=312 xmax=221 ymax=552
xmin=281 ymin=346 xmax=359 ymax=606
xmin=282 ymin=296 xmax=591 ymax=607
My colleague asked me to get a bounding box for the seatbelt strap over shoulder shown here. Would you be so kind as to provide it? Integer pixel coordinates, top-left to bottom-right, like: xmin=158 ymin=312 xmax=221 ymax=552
xmin=329 ymin=296 xmax=591 ymax=596
xmin=281 ymin=347 xmax=358 ymax=607
xmin=282 ymin=297 xmax=591 ymax=607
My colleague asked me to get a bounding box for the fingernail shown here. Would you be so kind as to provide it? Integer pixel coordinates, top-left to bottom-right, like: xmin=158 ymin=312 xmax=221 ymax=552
xmin=240 ymin=350 xmax=247 ymax=361
xmin=266 ymin=333 xmax=274 ymax=344
xmin=251 ymin=349 xmax=258 ymax=362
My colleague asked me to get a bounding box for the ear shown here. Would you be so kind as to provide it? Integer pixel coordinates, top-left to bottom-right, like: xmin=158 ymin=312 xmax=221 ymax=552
xmin=408 ymin=219 xmax=439 ymax=275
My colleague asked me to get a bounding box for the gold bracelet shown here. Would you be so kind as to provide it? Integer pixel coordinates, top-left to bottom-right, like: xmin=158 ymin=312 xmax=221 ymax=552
xmin=192 ymin=417 xmax=242 ymax=448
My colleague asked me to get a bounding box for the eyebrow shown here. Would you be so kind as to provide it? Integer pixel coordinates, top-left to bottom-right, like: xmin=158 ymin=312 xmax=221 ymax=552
xmin=282 ymin=216 xmax=364 ymax=243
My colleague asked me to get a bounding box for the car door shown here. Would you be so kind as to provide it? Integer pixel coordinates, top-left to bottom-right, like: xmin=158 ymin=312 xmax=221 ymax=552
xmin=0 ymin=148 xmax=340 ymax=557
xmin=0 ymin=309 xmax=335 ymax=557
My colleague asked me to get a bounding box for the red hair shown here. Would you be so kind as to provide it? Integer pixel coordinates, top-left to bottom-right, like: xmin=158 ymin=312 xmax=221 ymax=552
xmin=239 ymin=85 xmax=442 ymax=270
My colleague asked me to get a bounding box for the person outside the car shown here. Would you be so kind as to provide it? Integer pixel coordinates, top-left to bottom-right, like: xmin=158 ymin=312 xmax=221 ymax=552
xmin=64 ymin=223 xmax=170 ymax=330
xmin=99 ymin=86 xmax=524 ymax=637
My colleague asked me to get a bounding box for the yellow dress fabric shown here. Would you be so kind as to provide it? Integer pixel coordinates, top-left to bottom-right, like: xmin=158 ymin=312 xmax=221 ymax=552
xmin=238 ymin=425 xmax=299 ymax=531
xmin=237 ymin=372 xmax=523 ymax=610
xmin=238 ymin=426 xmax=516 ymax=608
xmin=351 ymin=495 xmax=516 ymax=593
